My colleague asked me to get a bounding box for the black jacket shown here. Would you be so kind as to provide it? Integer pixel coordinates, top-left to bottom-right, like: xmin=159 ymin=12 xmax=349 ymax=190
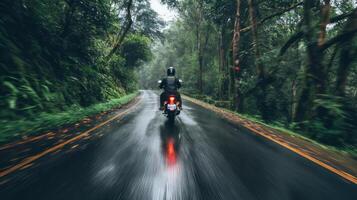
xmin=159 ymin=76 xmax=181 ymax=93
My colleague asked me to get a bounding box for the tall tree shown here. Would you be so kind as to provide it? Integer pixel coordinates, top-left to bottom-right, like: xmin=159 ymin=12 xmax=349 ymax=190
xmin=108 ymin=0 xmax=134 ymax=58
xmin=335 ymin=8 xmax=357 ymax=97
xmin=295 ymin=0 xmax=327 ymax=122
xmin=232 ymin=0 xmax=241 ymax=111
xmin=247 ymin=0 xmax=270 ymax=120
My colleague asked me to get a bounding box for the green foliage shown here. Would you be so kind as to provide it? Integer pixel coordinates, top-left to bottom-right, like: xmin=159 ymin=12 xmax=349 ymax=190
xmin=133 ymin=0 xmax=165 ymax=40
xmin=147 ymin=0 xmax=357 ymax=149
xmin=298 ymin=95 xmax=357 ymax=146
xmin=121 ymin=34 xmax=152 ymax=67
xmin=0 ymin=0 xmax=158 ymax=140
xmin=0 ymin=92 xmax=138 ymax=143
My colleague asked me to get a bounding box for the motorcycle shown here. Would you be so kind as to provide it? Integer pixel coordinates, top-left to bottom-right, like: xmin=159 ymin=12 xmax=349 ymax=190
xmin=158 ymin=80 xmax=182 ymax=122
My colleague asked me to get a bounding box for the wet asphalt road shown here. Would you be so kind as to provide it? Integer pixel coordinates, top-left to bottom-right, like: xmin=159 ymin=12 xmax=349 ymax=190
xmin=1 ymin=90 xmax=357 ymax=200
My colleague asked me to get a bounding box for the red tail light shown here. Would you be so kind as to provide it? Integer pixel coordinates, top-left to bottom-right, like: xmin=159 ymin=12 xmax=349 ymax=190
xmin=169 ymin=96 xmax=175 ymax=104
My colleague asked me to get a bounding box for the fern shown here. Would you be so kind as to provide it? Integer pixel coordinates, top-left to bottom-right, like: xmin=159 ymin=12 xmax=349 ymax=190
xmin=3 ymin=81 xmax=18 ymax=109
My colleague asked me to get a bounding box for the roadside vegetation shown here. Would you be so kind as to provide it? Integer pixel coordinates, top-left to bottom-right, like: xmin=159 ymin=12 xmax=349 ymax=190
xmin=0 ymin=0 xmax=163 ymax=141
xmin=0 ymin=92 xmax=138 ymax=142
xmin=141 ymin=0 xmax=357 ymax=151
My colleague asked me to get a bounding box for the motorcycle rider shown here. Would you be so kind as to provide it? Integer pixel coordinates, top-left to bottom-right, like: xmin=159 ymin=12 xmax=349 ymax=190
xmin=159 ymin=67 xmax=182 ymax=111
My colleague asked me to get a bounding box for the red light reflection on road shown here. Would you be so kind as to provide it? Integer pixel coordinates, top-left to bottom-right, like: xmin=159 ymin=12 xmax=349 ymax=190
xmin=166 ymin=138 xmax=177 ymax=166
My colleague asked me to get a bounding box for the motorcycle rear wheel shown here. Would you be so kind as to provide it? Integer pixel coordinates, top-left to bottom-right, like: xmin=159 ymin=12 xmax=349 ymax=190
xmin=167 ymin=111 xmax=175 ymax=123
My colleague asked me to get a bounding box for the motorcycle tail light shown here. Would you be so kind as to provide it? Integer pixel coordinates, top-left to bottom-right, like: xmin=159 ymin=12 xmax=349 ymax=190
xmin=169 ymin=96 xmax=175 ymax=104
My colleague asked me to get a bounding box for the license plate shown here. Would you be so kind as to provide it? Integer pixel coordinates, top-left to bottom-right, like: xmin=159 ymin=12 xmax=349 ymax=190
xmin=167 ymin=104 xmax=176 ymax=111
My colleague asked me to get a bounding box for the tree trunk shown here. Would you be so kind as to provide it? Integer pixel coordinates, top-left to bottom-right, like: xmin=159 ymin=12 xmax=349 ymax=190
xmin=219 ymin=26 xmax=226 ymax=99
xmin=295 ymin=0 xmax=327 ymax=122
xmin=290 ymin=79 xmax=297 ymax=123
xmin=232 ymin=0 xmax=241 ymax=111
xmin=248 ymin=0 xmax=262 ymax=75
xmin=195 ymin=1 xmax=203 ymax=93
xmin=61 ymin=0 xmax=75 ymax=39
xmin=248 ymin=0 xmax=269 ymax=120
xmin=291 ymin=42 xmax=302 ymax=122
xmin=335 ymin=8 xmax=357 ymax=97
xmin=295 ymin=0 xmax=317 ymax=122
xmin=198 ymin=25 xmax=211 ymax=94
xmin=219 ymin=25 xmax=230 ymax=100
xmin=318 ymin=0 xmax=331 ymax=46
xmin=107 ymin=0 xmax=133 ymax=58
xmin=198 ymin=44 xmax=203 ymax=93
xmin=197 ymin=28 xmax=209 ymax=94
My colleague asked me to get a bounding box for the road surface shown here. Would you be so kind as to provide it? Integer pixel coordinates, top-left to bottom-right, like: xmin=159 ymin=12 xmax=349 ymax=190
xmin=0 ymin=90 xmax=356 ymax=200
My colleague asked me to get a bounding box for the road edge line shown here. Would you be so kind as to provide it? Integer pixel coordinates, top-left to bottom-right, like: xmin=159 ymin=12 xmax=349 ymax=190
xmin=183 ymin=95 xmax=357 ymax=185
xmin=0 ymin=95 xmax=141 ymax=178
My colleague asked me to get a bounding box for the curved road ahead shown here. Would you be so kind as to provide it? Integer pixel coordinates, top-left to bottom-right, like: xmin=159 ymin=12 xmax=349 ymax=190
xmin=1 ymin=90 xmax=356 ymax=200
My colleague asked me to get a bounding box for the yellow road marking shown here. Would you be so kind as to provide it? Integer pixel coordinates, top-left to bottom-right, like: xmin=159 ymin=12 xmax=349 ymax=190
xmin=183 ymin=96 xmax=357 ymax=185
xmin=0 ymin=132 xmax=54 ymax=151
xmin=243 ymin=125 xmax=357 ymax=184
xmin=0 ymin=97 xmax=140 ymax=178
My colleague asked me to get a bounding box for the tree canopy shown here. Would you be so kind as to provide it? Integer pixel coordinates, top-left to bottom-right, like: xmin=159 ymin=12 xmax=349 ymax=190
xmin=0 ymin=0 xmax=162 ymax=119
xmin=141 ymin=0 xmax=357 ymax=147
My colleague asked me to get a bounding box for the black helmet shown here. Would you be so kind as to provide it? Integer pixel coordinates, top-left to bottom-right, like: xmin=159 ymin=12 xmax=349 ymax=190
xmin=167 ymin=67 xmax=176 ymax=76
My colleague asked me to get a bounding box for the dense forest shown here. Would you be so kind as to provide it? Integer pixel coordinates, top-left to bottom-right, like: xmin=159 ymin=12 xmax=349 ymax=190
xmin=141 ymin=0 xmax=357 ymax=148
xmin=0 ymin=0 xmax=356 ymax=149
xmin=0 ymin=0 xmax=164 ymax=118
